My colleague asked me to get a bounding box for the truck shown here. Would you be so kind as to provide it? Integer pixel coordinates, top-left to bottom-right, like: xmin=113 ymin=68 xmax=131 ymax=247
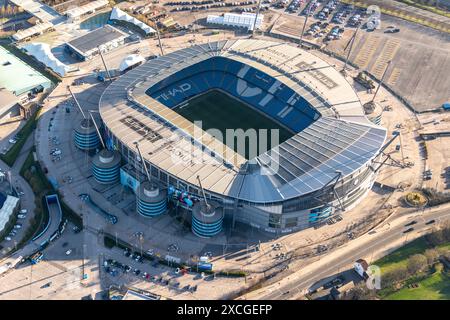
xmin=97 ymin=69 xmax=121 ymax=82
xmin=354 ymin=71 xmax=375 ymax=90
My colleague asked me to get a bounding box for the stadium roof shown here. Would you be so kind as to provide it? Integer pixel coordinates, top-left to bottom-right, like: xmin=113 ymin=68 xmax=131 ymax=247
xmin=99 ymin=39 xmax=386 ymax=203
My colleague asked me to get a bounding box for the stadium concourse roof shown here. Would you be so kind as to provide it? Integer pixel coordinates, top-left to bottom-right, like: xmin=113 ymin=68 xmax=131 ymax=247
xmin=99 ymin=39 xmax=386 ymax=203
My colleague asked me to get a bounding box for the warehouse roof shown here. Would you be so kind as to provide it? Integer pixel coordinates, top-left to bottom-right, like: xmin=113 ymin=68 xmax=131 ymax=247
xmin=67 ymin=25 xmax=127 ymax=55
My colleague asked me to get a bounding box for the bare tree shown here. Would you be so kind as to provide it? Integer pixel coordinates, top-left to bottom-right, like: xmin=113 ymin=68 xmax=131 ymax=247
xmin=382 ymin=266 xmax=409 ymax=288
xmin=424 ymin=248 xmax=440 ymax=266
xmin=407 ymin=254 xmax=428 ymax=275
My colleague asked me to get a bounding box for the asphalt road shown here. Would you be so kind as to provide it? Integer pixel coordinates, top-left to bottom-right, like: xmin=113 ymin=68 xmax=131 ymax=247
xmin=254 ymin=205 xmax=450 ymax=300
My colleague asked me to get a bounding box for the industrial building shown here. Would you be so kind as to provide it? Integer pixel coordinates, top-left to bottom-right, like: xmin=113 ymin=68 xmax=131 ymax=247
xmin=0 ymin=46 xmax=52 ymax=97
xmin=65 ymin=25 xmax=127 ymax=61
xmin=95 ymin=39 xmax=386 ymax=236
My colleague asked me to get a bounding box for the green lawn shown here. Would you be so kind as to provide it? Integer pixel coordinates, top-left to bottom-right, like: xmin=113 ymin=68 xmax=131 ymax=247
xmin=1 ymin=108 xmax=41 ymax=167
xmin=174 ymin=90 xmax=294 ymax=159
xmin=385 ymin=269 xmax=450 ymax=300
xmin=375 ymin=237 xmax=429 ymax=274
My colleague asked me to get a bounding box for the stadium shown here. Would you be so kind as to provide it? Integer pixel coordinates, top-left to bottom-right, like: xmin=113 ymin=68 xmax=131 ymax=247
xmin=98 ymin=39 xmax=387 ymax=235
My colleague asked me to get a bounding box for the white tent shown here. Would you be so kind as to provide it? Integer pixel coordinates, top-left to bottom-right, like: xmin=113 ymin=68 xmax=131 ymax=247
xmin=22 ymin=43 xmax=72 ymax=77
xmin=110 ymin=7 xmax=156 ymax=35
xmin=207 ymin=13 xmax=264 ymax=31
xmin=119 ymin=54 xmax=145 ymax=72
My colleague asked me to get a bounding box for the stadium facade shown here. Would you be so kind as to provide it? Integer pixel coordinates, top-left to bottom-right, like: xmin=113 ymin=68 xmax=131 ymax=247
xmin=99 ymin=39 xmax=387 ymax=234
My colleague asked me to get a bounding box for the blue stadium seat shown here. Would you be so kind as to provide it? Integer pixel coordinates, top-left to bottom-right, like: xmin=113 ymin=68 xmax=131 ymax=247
xmin=144 ymin=56 xmax=318 ymax=133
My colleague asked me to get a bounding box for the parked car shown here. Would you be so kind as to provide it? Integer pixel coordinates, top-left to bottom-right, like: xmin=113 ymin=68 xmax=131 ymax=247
xmin=13 ymin=224 xmax=22 ymax=229
xmin=405 ymin=220 xmax=417 ymax=227
xmin=403 ymin=227 xmax=414 ymax=233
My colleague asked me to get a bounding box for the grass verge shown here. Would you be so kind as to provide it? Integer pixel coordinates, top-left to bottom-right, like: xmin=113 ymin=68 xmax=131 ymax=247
xmin=384 ymin=264 xmax=450 ymax=300
xmin=1 ymin=107 xmax=41 ymax=167
xmin=18 ymin=148 xmax=52 ymax=244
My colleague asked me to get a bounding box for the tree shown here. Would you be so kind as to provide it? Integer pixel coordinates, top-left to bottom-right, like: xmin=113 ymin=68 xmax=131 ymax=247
xmin=424 ymin=248 xmax=440 ymax=266
xmin=426 ymin=228 xmax=446 ymax=246
xmin=346 ymin=283 xmax=376 ymax=300
xmin=407 ymin=254 xmax=428 ymax=274
xmin=442 ymin=220 xmax=450 ymax=242
xmin=382 ymin=266 xmax=409 ymax=288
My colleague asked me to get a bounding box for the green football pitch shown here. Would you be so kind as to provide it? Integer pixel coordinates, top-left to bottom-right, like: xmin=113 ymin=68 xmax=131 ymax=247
xmin=173 ymin=90 xmax=293 ymax=159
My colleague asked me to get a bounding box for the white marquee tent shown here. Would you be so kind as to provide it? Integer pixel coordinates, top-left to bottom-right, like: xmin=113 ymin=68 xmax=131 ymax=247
xmin=110 ymin=7 xmax=156 ymax=35
xmin=207 ymin=12 xmax=264 ymax=31
xmin=119 ymin=54 xmax=146 ymax=72
xmin=22 ymin=43 xmax=73 ymax=77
